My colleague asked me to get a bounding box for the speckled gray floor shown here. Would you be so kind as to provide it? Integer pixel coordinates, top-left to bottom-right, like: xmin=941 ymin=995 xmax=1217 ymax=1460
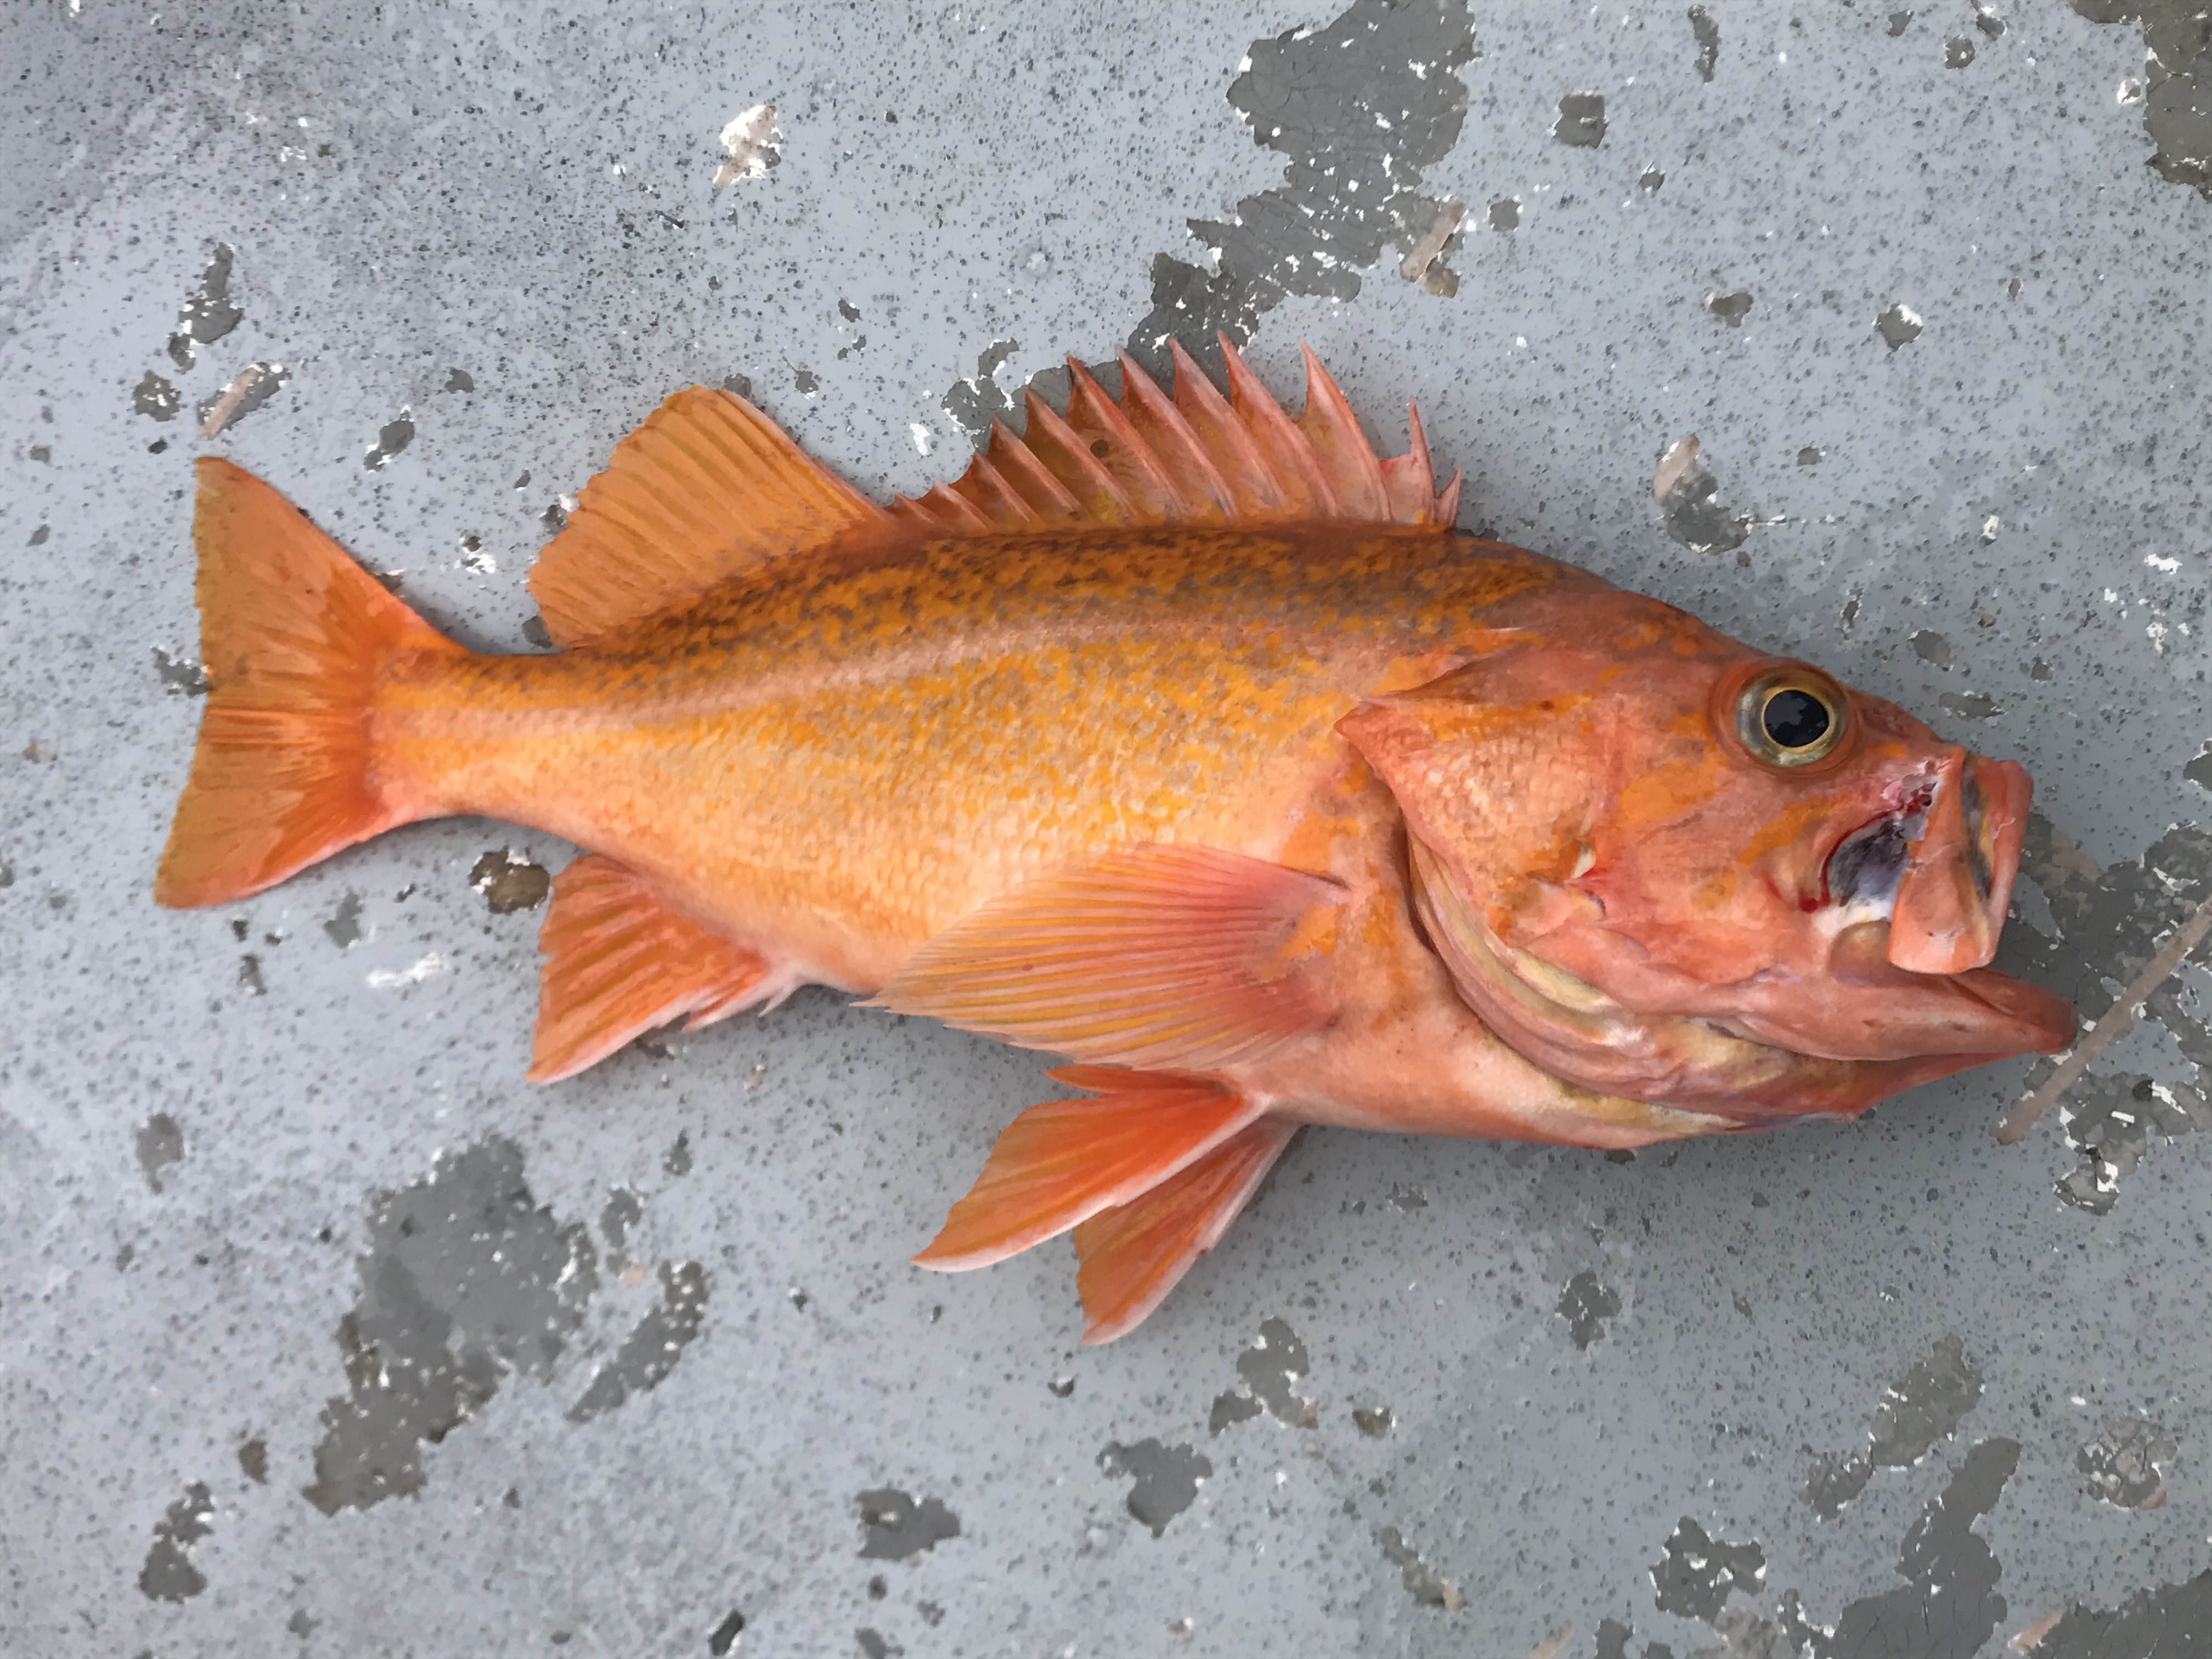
xmin=4 ymin=3 xmax=2210 ymax=1656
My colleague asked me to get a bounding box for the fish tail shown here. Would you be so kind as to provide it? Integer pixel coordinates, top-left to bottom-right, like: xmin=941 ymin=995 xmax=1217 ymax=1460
xmin=154 ymin=458 xmax=462 ymax=908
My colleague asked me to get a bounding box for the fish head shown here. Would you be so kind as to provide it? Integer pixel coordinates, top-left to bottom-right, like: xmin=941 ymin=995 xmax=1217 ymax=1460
xmin=1338 ymin=596 xmax=2075 ymax=1120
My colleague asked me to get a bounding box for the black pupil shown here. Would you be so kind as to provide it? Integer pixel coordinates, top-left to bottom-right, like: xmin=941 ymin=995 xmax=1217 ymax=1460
xmin=1763 ymin=687 xmax=1831 ymax=749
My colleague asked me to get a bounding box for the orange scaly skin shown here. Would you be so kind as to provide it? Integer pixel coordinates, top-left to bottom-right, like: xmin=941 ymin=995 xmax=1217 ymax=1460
xmin=156 ymin=342 xmax=2074 ymax=1341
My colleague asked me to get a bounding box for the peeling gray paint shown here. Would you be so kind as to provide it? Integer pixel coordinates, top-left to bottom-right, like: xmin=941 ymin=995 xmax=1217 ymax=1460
xmin=1807 ymin=1439 xmax=2019 ymax=1659
xmin=1870 ymin=1334 xmax=1985 ymax=1469
xmin=2069 ymin=0 xmax=2212 ymax=198
xmin=941 ymin=338 xmax=1018 ymax=445
xmin=134 ymin=1112 xmax=183 ymax=1193
xmin=1706 ymin=290 xmax=1753 ymax=326
xmin=1376 ymin=1524 xmax=1467 ymax=1610
xmin=1556 ymin=1269 xmax=1621 ymax=1348
xmin=1653 ymin=1520 xmax=1765 ymax=1621
xmin=2077 ymin=1415 xmax=2175 ymax=1509
xmin=1911 ymin=630 xmax=1955 ymax=670
xmin=1098 ymin=1440 xmax=1210 ymax=1537
xmin=1209 ymin=1316 xmax=1317 ymax=1430
xmin=1653 ymin=435 xmax=1751 ymax=553
xmin=856 ymin=1488 xmax=961 ymax=1560
xmin=137 ymin=1482 xmax=213 ymax=1602
xmin=2028 ymin=1567 xmax=2212 ymax=1658
xmin=1122 ymin=0 xmax=1479 ymax=376
xmin=321 ymin=891 xmax=363 ymax=949
xmin=176 ymin=242 xmax=242 ymax=354
xmin=1875 ymin=302 xmax=1925 ymax=351
xmin=470 ymin=848 xmax=551 ymax=914
xmin=303 ymin=1139 xmax=600 ymax=1514
xmin=567 ymin=1261 xmax=708 ymax=1423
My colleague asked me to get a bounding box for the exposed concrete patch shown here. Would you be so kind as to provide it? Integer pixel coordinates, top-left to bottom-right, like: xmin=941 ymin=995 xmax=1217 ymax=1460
xmin=567 ymin=1261 xmax=709 ymax=1422
xmin=1652 ymin=1518 xmax=1765 ymax=1620
xmin=1805 ymin=1333 xmax=1984 ymax=1518
xmin=1376 ymin=1524 xmax=1468 ymax=1610
xmin=713 ymin=103 xmax=781 ymax=189
xmin=322 ymin=892 xmax=363 ymax=949
xmin=2076 ymin=1415 xmax=2175 ymax=1509
xmin=134 ymin=1111 xmax=184 ymax=1193
xmin=1688 ymin=1606 xmax=1797 ymax=1659
xmin=1706 ymin=290 xmax=1753 ymax=326
xmin=1352 ymin=1405 xmax=1393 ymax=1437
xmin=237 ymin=1436 xmax=268 ymax=1484
xmin=2068 ymin=0 xmax=2212 ymax=198
xmin=469 ymin=848 xmax=551 ymax=915
xmin=138 ymin=1482 xmax=215 ymax=1601
xmin=173 ymin=242 xmax=242 ymax=368
xmin=2022 ymin=1566 xmax=2212 ymax=1657
xmin=1556 ymin=1269 xmax=1621 ymax=1348
xmin=1490 ymin=195 xmax=1522 ymax=230
xmin=1209 ymin=1316 xmax=1317 ymax=1431
xmin=303 ymin=1139 xmax=600 ymax=1514
xmin=1122 ymin=0 xmax=1480 ymax=376
xmin=1947 ymin=36 xmax=1979 ymax=68
xmin=1912 ymin=629 xmax=1955 ymax=670
xmin=707 ymin=1610 xmax=746 ymax=1656
xmin=151 ymin=646 xmax=208 ymax=697
xmin=1099 ymin=1439 xmax=1211 ymax=1536
xmin=856 ymin=1487 xmax=961 ymax=1559
xmin=1876 ymin=302 xmax=1926 ymax=351
xmin=1653 ymin=435 xmax=1751 ymax=553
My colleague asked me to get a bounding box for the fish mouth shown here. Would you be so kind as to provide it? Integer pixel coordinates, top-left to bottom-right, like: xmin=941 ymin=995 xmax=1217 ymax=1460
xmin=1406 ymin=826 xmax=2073 ymax=1121
xmin=1824 ymin=750 xmax=2029 ymax=975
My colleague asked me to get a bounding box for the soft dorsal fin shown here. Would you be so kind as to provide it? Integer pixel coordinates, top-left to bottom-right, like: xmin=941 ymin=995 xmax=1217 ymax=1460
xmin=526 ymin=386 xmax=887 ymax=646
xmin=883 ymin=334 xmax=1462 ymax=538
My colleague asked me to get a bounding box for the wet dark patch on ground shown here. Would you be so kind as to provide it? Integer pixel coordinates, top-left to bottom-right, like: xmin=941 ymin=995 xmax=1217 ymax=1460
xmin=1099 ymin=1438 xmax=1211 ymax=1537
xmin=856 ymin=1487 xmax=961 ymax=1560
xmin=137 ymin=1482 xmax=214 ymax=1601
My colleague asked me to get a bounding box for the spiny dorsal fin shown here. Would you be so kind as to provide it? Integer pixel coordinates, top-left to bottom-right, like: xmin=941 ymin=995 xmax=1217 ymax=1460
xmin=527 ymin=386 xmax=887 ymax=646
xmin=884 ymin=335 xmax=1461 ymax=537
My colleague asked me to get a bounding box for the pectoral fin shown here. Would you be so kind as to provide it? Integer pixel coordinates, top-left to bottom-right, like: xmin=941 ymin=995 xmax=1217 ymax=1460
xmin=914 ymin=1068 xmax=1266 ymax=1271
xmin=1072 ymin=1116 xmax=1299 ymax=1343
xmin=528 ymin=854 xmax=797 ymax=1082
xmin=872 ymin=845 xmax=1344 ymax=1071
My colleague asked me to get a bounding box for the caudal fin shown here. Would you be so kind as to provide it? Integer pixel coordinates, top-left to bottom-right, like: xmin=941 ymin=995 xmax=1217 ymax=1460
xmin=154 ymin=458 xmax=459 ymax=908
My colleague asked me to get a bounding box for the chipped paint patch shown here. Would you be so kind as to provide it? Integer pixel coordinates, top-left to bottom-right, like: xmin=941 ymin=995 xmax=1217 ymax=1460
xmin=322 ymin=892 xmax=363 ymax=948
xmin=133 ymin=370 xmax=181 ymax=421
xmin=151 ymin=646 xmax=208 ymax=696
xmin=134 ymin=1111 xmax=184 ymax=1193
xmin=1124 ymin=0 xmax=1479 ymax=373
xmin=856 ymin=1487 xmax=961 ymax=1559
xmin=2077 ymin=1416 xmax=2175 ymax=1509
xmin=1706 ymin=290 xmax=1754 ymax=326
xmin=303 ymin=1138 xmax=600 ymax=1513
xmin=1099 ymin=1440 xmax=1210 ymax=1537
xmin=1209 ymin=1316 xmax=1317 ymax=1430
xmin=1654 ymin=435 xmax=1751 ymax=553
xmin=2024 ymin=1566 xmax=2212 ymax=1656
xmin=1690 ymin=7 xmax=1722 ymax=80
xmin=470 ymin=848 xmax=550 ymax=914
xmin=1807 ymin=1333 xmax=1984 ymax=1517
xmin=1652 ymin=1519 xmax=1765 ymax=1620
xmin=714 ymin=104 xmax=781 ymax=189
xmin=175 ymin=243 xmax=243 ymax=360
xmin=1556 ymin=1269 xmax=1621 ymax=1348
xmin=941 ymin=339 xmax=1019 ymax=447
xmin=137 ymin=1482 xmax=213 ymax=1601
xmin=567 ymin=1261 xmax=709 ymax=1422
xmin=1554 ymin=92 xmax=1608 ymax=147
xmin=1876 ymin=302 xmax=1925 ymax=351
xmin=364 ymin=410 xmax=414 ymax=470
xmin=1376 ymin=1525 xmax=1468 ymax=1610
xmin=2069 ymin=0 xmax=2212 ymax=199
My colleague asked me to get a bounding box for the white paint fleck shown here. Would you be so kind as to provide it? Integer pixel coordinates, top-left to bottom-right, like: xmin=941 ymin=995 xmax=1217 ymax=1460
xmin=1981 ymin=514 xmax=2001 ymax=542
xmin=2146 ymin=552 xmax=2181 ymax=573
xmin=2119 ymin=78 xmax=2146 ymax=104
xmin=910 ymin=422 xmax=935 ymax=456
xmin=368 ymin=952 xmax=446 ymax=989
xmin=714 ymin=103 xmax=782 ymax=189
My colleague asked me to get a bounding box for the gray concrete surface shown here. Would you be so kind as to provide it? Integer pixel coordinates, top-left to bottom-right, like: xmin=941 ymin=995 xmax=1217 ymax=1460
xmin=3 ymin=2 xmax=2210 ymax=1655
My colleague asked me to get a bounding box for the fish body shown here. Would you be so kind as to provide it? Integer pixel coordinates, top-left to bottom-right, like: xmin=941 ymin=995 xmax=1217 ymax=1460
xmin=157 ymin=339 xmax=2073 ymax=1340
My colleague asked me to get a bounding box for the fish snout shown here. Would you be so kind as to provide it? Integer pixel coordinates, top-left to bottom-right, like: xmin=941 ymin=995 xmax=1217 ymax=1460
xmin=1883 ymin=751 xmax=2030 ymax=974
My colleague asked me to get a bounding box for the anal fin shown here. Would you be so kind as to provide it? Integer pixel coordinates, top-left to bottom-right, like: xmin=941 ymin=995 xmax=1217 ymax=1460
xmin=1073 ymin=1116 xmax=1299 ymax=1344
xmin=873 ymin=845 xmax=1342 ymax=1071
xmin=913 ymin=1068 xmax=1266 ymax=1271
xmin=528 ymin=854 xmax=793 ymax=1082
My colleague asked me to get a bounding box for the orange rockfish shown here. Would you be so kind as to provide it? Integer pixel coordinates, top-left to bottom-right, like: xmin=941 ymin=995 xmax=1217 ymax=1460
xmin=156 ymin=339 xmax=2073 ymax=1340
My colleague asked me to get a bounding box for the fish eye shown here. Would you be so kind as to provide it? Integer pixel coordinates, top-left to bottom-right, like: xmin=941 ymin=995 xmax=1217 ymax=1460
xmin=1735 ymin=671 xmax=1847 ymax=767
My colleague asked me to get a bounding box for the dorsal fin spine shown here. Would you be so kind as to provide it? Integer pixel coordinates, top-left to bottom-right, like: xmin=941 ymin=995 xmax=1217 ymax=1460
xmin=1063 ymin=359 xmax=1184 ymax=518
xmin=1113 ymin=349 xmax=1235 ymax=522
xmin=1294 ymin=342 xmax=1389 ymax=519
xmin=1019 ymin=390 xmax=1135 ymax=522
xmin=986 ymin=419 xmax=1084 ymax=521
xmin=1165 ymin=338 xmax=1286 ymax=518
xmin=1218 ymin=337 xmax=1339 ymax=520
